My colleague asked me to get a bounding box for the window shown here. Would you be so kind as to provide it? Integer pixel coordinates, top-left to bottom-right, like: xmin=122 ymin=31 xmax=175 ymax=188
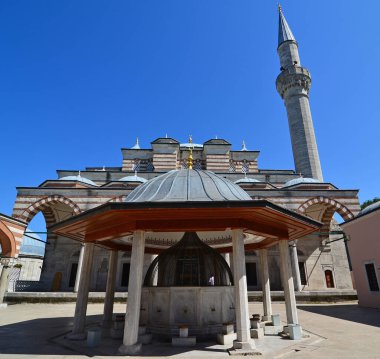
xmin=121 ymin=263 xmax=130 ymax=287
xmin=365 ymin=263 xmax=379 ymax=292
xmin=246 ymin=262 xmax=257 ymax=287
xmin=325 ymin=270 xmax=335 ymax=288
xmin=175 ymin=257 xmax=200 ymax=286
xmin=298 ymin=262 xmax=307 ymax=285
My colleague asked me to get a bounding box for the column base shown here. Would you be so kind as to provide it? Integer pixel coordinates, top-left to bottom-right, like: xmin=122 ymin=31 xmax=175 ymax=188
xmin=119 ymin=343 xmax=142 ymax=355
xmin=261 ymin=315 xmax=271 ymax=322
xmin=66 ymin=332 xmax=87 ymax=340
xmin=228 ymin=340 xmax=261 ymax=356
xmin=0 ymin=303 xmax=8 ymax=309
xmin=232 ymin=339 xmax=256 ymax=350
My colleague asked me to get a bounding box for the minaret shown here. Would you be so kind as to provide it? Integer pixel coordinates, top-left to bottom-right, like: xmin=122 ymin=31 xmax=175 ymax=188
xmin=275 ymin=5 xmax=323 ymax=181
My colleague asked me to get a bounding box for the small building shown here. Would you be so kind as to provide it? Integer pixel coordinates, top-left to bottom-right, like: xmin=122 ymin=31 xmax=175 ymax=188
xmin=341 ymin=202 xmax=380 ymax=308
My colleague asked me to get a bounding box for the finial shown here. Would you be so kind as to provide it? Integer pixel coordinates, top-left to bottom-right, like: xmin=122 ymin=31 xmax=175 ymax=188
xmin=241 ymin=140 xmax=247 ymax=151
xmin=131 ymin=137 xmax=141 ymax=150
xmin=215 ymin=135 xmax=218 ymax=139
xmin=165 ymin=133 xmax=168 ymax=138
xmin=102 ymin=165 xmax=106 ymax=171
xmin=187 ymin=135 xmax=194 ymax=169
xmin=134 ymin=170 xmax=138 ymax=178
xmin=278 ymin=3 xmax=282 ymax=13
xmin=78 ymin=170 xmax=81 ymax=177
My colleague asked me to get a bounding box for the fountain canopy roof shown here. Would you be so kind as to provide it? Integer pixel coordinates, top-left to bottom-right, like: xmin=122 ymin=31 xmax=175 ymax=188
xmin=126 ymin=169 xmax=252 ymax=202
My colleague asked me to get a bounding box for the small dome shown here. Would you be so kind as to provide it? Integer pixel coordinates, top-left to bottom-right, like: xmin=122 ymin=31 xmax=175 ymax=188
xmin=20 ymin=231 xmax=45 ymax=257
xmin=283 ymin=177 xmax=320 ymax=187
xmin=59 ymin=174 xmax=98 ymax=186
xmin=144 ymin=232 xmax=233 ymax=287
xmin=126 ymin=169 xmax=252 ymax=202
xmin=359 ymin=201 xmax=380 ymax=216
xmin=119 ymin=174 xmax=147 ymax=183
xmin=234 ymin=177 xmax=261 ymax=184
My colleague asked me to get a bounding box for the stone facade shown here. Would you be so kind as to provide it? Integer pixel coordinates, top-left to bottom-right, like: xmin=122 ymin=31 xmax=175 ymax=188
xmin=10 ymin=138 xmax=359 ymax=293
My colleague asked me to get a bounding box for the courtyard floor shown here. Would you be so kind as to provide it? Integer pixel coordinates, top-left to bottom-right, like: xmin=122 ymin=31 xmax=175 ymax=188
xmin=0 ymin=301 xmax=379 ymax=359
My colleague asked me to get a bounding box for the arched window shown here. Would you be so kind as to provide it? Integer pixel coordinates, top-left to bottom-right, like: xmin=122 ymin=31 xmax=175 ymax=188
xmin=325 ymin=270 xmax=335 ymax=288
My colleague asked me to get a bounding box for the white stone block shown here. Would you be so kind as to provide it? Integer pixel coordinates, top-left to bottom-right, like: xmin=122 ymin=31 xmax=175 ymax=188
xmin=172 ymin=336 xmax=196 ymax=347
xmin=250 ymin=327 xmax=264 ymax=339
xmin=222 ymin=323 xmax=234 ymax=334
xmin=217 ymin=332 xmax=237 ymax=345
xmin=289 ymin=324 xmax=302 ymax=340
xmin=87 ymin=329 xmax=101 ymax=348
xmin=264 ymin=325 xmax=283 ymax=335
xmin=271 ymin=314 xmax=281 ymax=326
xmin=179 ymin=327 xmax=188 ymax=337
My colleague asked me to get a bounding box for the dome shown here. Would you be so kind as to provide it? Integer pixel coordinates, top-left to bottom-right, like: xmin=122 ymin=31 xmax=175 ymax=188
xmin=283 ymin=177 xmax=320 ymax=187
xmin=118 ymin=174 xmax=147 ymax=183
xmin=19 ymin=231 xmax=45 ymax=257
xmin=234 ymin=177 xmax=261 ymax=184
xmin=125 ymin=169 xmax=252 ymax=202
xmin=144 ymin=232 xmax=233 ymax=287
xmin=359 ymin=201 xmax=380 ymax=216
xmin=59 ymin=173 xmax=98 ymax=186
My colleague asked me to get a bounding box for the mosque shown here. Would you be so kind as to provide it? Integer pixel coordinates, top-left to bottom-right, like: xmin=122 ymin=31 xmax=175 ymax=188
xmin=0 ymin=6 xmax=361 ymax=354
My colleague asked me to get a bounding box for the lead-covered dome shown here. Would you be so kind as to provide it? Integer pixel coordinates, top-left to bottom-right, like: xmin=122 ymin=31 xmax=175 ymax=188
xmin=144 ymin=232 xmax=233 ymax=287
xmin=283 ymin=177 xmax=320 ymax=187
xmin=125 ymin=169 xmax=251 ymax=202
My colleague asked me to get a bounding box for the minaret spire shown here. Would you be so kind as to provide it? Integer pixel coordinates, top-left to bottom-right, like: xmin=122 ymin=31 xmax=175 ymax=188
xmin=275 ymin=6 xmax=323 ymax=181
xmin=278 ymin=4 xmax=296 ymax=46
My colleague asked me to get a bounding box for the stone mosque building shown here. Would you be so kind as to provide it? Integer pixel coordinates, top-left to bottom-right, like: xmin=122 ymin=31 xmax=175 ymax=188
xmin=0 ymin=7 xmax=362 ymax=353
xmin=7 ymin=8 xmax=359 ymax=296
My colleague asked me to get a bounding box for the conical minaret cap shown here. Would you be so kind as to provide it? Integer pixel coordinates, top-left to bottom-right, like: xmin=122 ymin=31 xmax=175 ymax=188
xmin=278 ymin=4 xmax=296 ymax=46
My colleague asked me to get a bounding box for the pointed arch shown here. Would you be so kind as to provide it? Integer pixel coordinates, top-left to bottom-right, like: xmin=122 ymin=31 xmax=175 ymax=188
xmin=0 ymin=220 xmax=17 ymax=257
xmin=298 ymin=196 xmax=354 ymax=221
xmin=18 ymin=195 xmax=81 ymax=224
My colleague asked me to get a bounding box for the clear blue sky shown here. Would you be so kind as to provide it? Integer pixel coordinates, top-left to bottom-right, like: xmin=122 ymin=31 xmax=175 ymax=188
xmin=0 ymin=0 xmax=379 ymax=223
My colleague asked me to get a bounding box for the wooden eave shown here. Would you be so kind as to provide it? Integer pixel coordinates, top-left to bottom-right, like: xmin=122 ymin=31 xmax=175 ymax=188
xmin=49 ymin=201 xmax=321 ymax=253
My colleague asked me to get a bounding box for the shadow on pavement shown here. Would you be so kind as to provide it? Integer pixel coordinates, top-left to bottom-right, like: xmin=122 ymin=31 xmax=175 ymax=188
xmin=0 ymin=314 xmax=230 ymax=357
xmin=298 ymin=304 xmax=380 ymax=328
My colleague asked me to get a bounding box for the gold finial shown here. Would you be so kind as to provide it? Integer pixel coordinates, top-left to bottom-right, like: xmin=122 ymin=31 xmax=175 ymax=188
xmin=278 ymin=3 xmax=282 ymax=13
xmin=188 ymin=135 xmax=194 ymax=169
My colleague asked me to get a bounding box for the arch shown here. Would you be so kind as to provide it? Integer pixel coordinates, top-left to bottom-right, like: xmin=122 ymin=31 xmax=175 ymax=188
xmin=19 ymin=195 xmax=81 ymax=224
xmin=0 ymin=220 xmax=17 ymax=257
xmin=298 ymin=196 xmax=354 ymax=221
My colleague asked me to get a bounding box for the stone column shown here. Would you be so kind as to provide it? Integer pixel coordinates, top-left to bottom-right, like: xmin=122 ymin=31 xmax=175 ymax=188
xmin=103 ymin=250 xmax=118 ymax=327
xmin=278 ymin=240 xmax=298 ymax=325
xmin=231 ymin=229 xmax=255 ymax=351
xmin=119 ymin=231 xmax=145 ymax=355
xmin=0 ymin=265 xmax=11 ymax=306
xmin=259 ymin=249 xmax=272 ymax=321
xmin=74 ymin=244 xmax=85 ymax=293
xmin=68 ymin=242 xmax=94 ymax=339
xmin=289 ymin=241 xmax=302 ymax=292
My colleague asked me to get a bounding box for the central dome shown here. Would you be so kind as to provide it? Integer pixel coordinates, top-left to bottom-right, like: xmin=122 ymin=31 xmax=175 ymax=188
xmin=126 ymin=169 xmax=251 ymax=202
